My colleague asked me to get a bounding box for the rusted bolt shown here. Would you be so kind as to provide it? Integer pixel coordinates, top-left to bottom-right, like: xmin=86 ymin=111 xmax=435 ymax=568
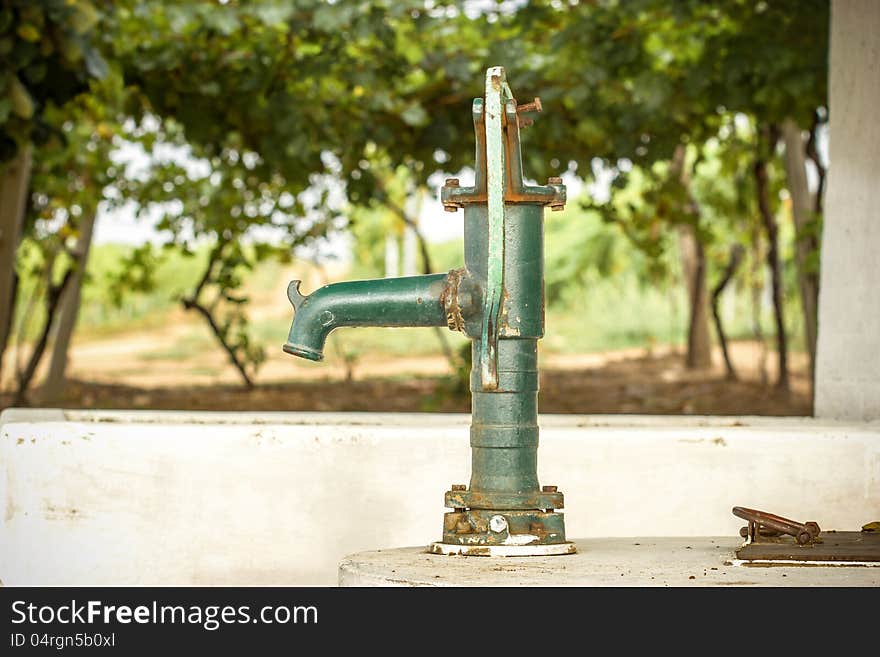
xmin=454 ymin=507 xmax=465 ymax=513
xmin=542 ymin=485 xmax=558 ymax=493
xmin=451 ymin=484 xmax=466 ymax=491
xmin=489 ymin=515 xmax=508 ymax=533
xmin=550 ymin=203 xmax=565 ymax=212
xmin=516 ymin=97 xmax=542 ymax=114
xmin=443 ymin=179 xmax=461 ymax=212
xmin=547 ymin=177 xmax=563 ymax=186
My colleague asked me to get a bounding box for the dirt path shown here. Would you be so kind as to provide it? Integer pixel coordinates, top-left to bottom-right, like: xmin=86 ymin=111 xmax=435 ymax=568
xmin=1 ymin=338 xmax=811 ymax=416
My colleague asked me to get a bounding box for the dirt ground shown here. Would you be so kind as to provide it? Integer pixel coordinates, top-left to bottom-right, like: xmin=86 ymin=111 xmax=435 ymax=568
xmin=0 ymin=336 xmax=812 ymax=416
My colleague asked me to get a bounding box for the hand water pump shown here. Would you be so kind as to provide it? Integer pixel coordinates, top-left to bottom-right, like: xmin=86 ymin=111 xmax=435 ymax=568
xmin=284 ymin=66 xmax=575 ymax=556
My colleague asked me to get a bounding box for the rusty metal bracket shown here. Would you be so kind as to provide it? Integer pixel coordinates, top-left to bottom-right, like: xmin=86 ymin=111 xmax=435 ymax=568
xmin=732 ymin=506 xmax=821 ymax=546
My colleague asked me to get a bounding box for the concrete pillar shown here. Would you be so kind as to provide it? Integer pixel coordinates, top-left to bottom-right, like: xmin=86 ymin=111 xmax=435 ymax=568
xmin=815 ymin=0 xmax=880 ymax=420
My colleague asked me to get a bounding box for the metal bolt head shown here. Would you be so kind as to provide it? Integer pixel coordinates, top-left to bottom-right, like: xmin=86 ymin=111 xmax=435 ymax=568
xmin=489 ymin=515 xmax=508 ymax=534
xmin=445 ymin=178 xmax=460 ymax=187
xmin=451 ymin=484 xmax=466 ymax=491
xmin=547 ymin=176 xmax=563 ymax=186
xmin=550 ymin=203 xmax=565 ymax=212
xmin=542 ymin=485 xmax=558 ymax=493
xmin=443 ymin=204 xmax=459 ymax=213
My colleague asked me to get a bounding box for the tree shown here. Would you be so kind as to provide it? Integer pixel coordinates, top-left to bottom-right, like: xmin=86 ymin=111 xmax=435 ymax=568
xmin=9 ymin=74 xmax=124 ymax=403
xmin=4 ymin=0 xmax=831 ymax=399
xmin=0 ymin=0 xmax=108 ymax=383
xmin=508 ymin=0 xmax=828 ymax=383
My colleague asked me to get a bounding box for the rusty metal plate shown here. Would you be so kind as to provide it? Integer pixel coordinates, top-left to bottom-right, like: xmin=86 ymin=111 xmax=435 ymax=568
xmin=736 ymin=531 xmax=880 ymax=563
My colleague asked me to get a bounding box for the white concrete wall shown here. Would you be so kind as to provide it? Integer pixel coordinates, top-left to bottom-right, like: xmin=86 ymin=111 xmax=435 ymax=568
xmin=815 ymin=0 xmax=880 ymax=420
xmin=1 ymin=409 xmax=878 ymax=586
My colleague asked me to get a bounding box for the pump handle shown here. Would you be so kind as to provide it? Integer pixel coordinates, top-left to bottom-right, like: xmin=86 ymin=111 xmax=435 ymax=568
xmin=479 ymin=66 xmax=513 ymax=391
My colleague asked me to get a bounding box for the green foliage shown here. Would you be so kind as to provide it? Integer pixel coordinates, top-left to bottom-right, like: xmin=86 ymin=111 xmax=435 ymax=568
xmin=0 ymin=0 xmax=108 ymax=162
xmin=545 ymin=203 xmax=650 ymax=305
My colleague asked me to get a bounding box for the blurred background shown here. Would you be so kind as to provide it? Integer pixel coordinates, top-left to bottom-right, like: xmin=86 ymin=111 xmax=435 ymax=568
xmin=0 ymin=0 xmax=828 ymax=415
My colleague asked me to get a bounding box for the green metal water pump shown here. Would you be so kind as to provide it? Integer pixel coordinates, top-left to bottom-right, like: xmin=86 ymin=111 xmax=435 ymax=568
xmin=284 ymin=67 xmax=574 ymax=556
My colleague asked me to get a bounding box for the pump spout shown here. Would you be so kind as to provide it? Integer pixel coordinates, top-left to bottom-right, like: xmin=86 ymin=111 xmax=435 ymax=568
xmin=283 ymin=273 xmax=452 ymax=361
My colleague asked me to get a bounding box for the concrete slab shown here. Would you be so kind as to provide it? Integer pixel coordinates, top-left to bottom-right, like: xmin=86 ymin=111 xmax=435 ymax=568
xmin=338 ymin=537 xmax=880 ymax=587
xmin=1 ymin=410 xmax=878 ymax=585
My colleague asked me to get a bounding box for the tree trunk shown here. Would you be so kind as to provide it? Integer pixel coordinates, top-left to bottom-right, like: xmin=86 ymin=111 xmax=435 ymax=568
xmin=0 ymin=145 xmax=33 ymax=384
xmin=670 ymin=144 xmax=712 ymax=369
xmin=182 ymin=297 xmax=254 ymax=388
xmin=711 ymin=245 xmax=745 ymax=380
xmin=181 ymin=240 xmax=255 ymax=389
xmin=40 ymin=210 xmax=97 ymax=403
xmin=754 ymin=126 xmax=789 ymax=391
xmin=14 ymin=267 xmax=74 ymax=406
xmin=679 ymin=225 xmax=713 ymax=369
xmin=806 ymin=109 xmax=827 ymax=218
xmin=781 ymin=118 xmax=819 ymax=383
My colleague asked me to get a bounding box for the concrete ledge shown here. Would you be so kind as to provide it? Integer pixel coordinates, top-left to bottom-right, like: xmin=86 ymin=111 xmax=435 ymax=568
xmin=1 ymin=410 xmax=878 ymax=585
xmin=339 ymin=537 xmax=880 ymax=587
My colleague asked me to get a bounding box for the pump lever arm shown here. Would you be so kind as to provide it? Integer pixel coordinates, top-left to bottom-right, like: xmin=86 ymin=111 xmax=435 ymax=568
xmin=480 ymin=66 xmax=513 ymax=391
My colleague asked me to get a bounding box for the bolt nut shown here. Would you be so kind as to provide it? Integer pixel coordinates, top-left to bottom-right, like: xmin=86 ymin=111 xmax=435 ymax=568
xmin=445 ymin=178 xmax=460 ymax=187
xmin=443 ymin=204 xmax=459 ymax=213
xmin=489 ymin=515 xmax=508 ymax=534
xmin=451 ymin=484 xmax=466 ymax=491
xmin=542 ymin=485 xmax=558 ymax=493
xmin=547 ymin=176 xmax=563 ymax=185
xmin=550 ymin=203 xmax=565 ymax=212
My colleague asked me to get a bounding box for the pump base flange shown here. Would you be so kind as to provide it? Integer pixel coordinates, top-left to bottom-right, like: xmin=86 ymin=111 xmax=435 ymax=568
xmin=427 ymin=541 xmax=577 ymax=557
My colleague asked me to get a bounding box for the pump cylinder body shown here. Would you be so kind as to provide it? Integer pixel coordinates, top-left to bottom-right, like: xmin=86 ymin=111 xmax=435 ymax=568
xmin=465 ymin=204 xmax=544 ymax=495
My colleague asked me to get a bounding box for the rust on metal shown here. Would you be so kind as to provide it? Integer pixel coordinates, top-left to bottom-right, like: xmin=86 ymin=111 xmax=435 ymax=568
xmin=439 ymin=93 xmax=566 ymax=210
xmin=736 ymin=530 xmax=880 ymax=563
xmin=442 ymin=178 xmax=460 ymax=212
xmin=515 ymin=96 xmax=541 ymax=128
xmin=732 ymin=506 xmax=821 ymax=546
xmin=444 ymin=488 xmax=563 ymax=511
xmin=440 ymin=268 xmax=468 ymax=332
xmin=516 ymin=97 xmax=542 ymax=114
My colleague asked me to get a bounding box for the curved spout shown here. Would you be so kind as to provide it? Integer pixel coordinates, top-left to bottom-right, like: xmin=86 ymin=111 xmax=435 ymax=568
xmin=283 ymin=273 xmax=451 ymax=361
